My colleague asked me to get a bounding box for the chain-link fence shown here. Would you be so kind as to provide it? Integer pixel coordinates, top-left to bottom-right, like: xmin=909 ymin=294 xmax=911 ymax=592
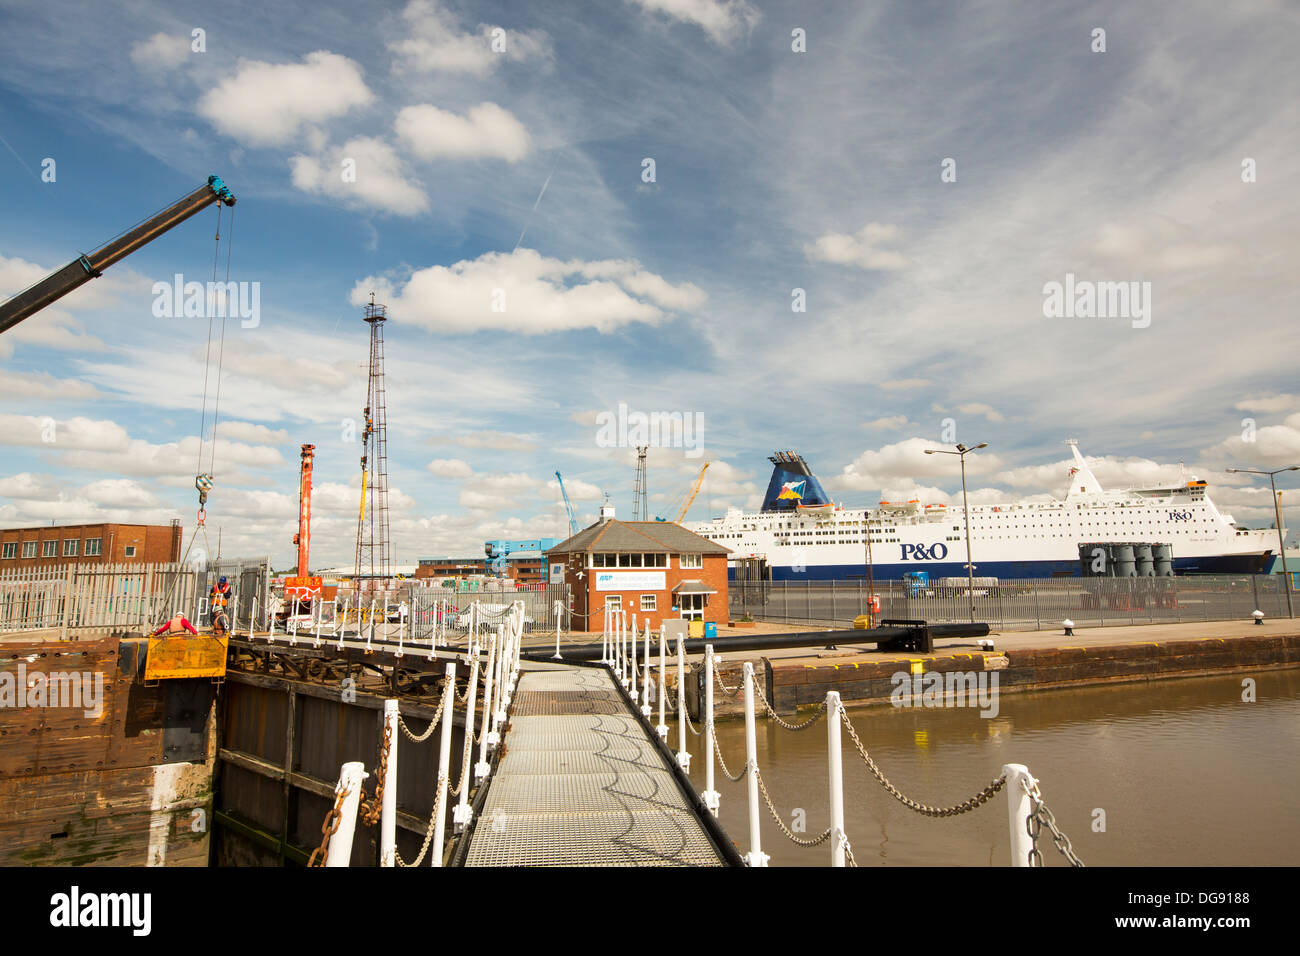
xmin=730 ymin=575 xmax=1292 ymax=631
xmin=408 ymin=583 xmax=570 ymax=640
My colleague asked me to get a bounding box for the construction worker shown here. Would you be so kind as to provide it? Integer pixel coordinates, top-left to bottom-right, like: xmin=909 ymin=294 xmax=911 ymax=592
xmin=151 ymin=612 xmax=198 ymax=637
xmin=210 ymin=576 xmax=232 ymax=627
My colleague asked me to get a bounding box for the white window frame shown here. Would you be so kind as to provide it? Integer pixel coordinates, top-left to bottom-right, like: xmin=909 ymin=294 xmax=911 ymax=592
xmin=63 ymin=539 xmax=79 ymax=557
xmin=604 ymin=595 xmax=622 ymax=611
xmin=640 ymin=594 xmax=656 ymax=612
xmin=84 ymin=537 xmax=102 ymax=557
xmin=1 ymin=543 xmax=16 ymax=559
xmin=679 ymin=592 xmax=705 ymax=620
xmin=124 ymin=545 xmax=137 ymax=558
xmin=21 ymin=541 xmax=37 ymax=558
xmin=680 ymin=553 xmax=703 ymax=569
xmin=42 ymin=540 xmax=57 ymax=557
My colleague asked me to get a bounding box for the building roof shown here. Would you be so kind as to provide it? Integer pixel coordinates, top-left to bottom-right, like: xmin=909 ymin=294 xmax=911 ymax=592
xmin=546 ymin=519 xmax=730 ymax=555
xmin=672 ymin=579 xmax=717 ymax=595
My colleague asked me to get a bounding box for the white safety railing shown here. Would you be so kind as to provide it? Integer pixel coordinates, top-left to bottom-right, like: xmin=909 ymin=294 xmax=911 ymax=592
xmin=639 ymin=640 xmax=1084 ymax=869
xmin=307 ymin=599 xmax=527 ymax=868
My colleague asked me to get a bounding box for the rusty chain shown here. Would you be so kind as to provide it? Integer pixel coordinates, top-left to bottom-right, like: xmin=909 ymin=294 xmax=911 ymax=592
xmin=840 ymin=707 xmax=1006 ymax=817
xmin=358 ymin=722 xmax=392 ymax=826
xmin=307 ymin=784 xmax=351 ymax=867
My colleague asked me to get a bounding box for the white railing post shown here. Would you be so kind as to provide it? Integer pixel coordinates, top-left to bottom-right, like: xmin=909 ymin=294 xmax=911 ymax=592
xmin=656 ymin=625 xmax=668 ymax=739
xmin=702 ymin=644 xmax=720 ymax=816
xmin=324 ymin=761 xmax=368 ymax=867
xmin=553 ymin=600 xmax=563 ymax=660
xmin=615 ymin=610 xmax=624 ymax=683
xmin=367 ymin=599 xmax=376 ymax=649
xmin=248 ymin=596 xmax=256 ymax=640
xmin=676 ymin=636 xmax=690 ymax=771
xmin=429 ymin=662 xmax=456 ymax=866
xmin=601 ymin=606 xmax=609 ymax=663
xmin=641 ymin=619 xmax=652 ymax=717
xmin=379 ymin=700 xmax=399 ymax=866
xmin=454 ymin=645 xmax=481 ymax=832
xmin=827 ymin=691 xmax=845 ymax=867
xmin=743 ymin=662 xmax=769 ymax=866
xmin=490 ymin=624 xmax=507 ymax=745
xmin=313 ymin=595 xmax=323 ymax=647
xmin=1004 ymin=763 xmax=1036 ymax=867
xmin=476 ymin=627 xmax=499 ymax=779
xmin=337 ymin=598 xmax=349 ymax=650
xmin=630 ymin=613 xmax=640 ymax=702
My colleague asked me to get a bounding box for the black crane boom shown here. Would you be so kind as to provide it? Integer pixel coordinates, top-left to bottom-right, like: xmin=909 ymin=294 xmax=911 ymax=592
xmin=0 ymin=174 xmax=237 ymax=335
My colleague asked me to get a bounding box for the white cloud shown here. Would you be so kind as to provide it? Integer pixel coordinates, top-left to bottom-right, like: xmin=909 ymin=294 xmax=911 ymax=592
xmin=216 ymin=421 xmax=290 ymax=445
xmin=395 ymin=103 xmax=531 ymax=162
xmin=827 ymin=437 xmax=1006 ymax=492
xmin=805 ymin=222 xmax=908 ymax=271
xmin=428 ymin=458 xmax=474 ymax=478
xmin=389 ymin=0 xmax=552 ymax=76
xmin=626 ymin=0 xmax=760 ymax=45
xmin=1235 ymin=395 xmax=1298 ymax=414
xmin=0 ymin=368 xmax=100 ymax=402
xmin=864 ymin=415 xmax=908 ymax=430
xmin=129 ymin=32 xmax=191 ymax=71
xmin=352 ymin=248 xmax=705 ymax=334
xmin=198 ymin=51 xmax=373 ymax=147
xmin=878 ymin=378 xmax=932 ymax=392
xmin=292 ymin=136 xmax=429 ymax=216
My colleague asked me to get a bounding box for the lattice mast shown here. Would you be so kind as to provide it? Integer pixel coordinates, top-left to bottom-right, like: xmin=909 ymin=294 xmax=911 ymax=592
xmin=353 ymin=295 xmax=392 ymax=591
xmin=633 ymin=445 xmax=648 ymax=521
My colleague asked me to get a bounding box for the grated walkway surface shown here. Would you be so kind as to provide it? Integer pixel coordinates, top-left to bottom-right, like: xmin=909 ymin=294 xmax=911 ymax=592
xmin=464 ymin=666 xmax=726 ymax=867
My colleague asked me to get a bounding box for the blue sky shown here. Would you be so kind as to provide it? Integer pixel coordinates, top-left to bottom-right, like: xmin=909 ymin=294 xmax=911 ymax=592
xmin=1 ymin=0 xmax=1298 ymax=568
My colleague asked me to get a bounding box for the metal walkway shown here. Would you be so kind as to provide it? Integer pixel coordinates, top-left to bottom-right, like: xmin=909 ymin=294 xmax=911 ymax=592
xmin=464 ymin=665 xmax=728 ymax=866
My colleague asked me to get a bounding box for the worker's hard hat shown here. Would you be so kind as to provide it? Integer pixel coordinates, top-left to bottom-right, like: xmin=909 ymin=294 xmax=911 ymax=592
xmin=219 ymin=576 xmax=228 ymax=585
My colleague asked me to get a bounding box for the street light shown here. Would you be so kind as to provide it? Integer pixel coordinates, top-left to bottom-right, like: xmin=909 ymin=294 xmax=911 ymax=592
xmin=925 ymin=442 xmax=988 ymax=623
xmin=1226 ymin=465 xmax=1298 ymax=619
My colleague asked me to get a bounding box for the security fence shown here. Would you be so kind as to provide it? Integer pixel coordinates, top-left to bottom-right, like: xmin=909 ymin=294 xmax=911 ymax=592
xmin=729 ymin=575 xmax=1293 ymax=631
xmin=0 ymin=556 xmax=271 ymax=637
xmin=409 ymin=582 xmax=570 ymax=640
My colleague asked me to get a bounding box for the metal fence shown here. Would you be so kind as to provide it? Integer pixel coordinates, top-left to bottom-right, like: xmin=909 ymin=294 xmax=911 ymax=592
xmin=729 ymin=575 xmax=1294 ymax=631
xmin=0 ymin=556 xmax=271 ymax=637
xmin=408 ymin=582 xmax=570 ymax=640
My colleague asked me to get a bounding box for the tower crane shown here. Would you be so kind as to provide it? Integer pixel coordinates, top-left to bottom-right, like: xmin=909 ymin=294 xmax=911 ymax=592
xmin=555 ymin=470 xmax=579 ymax=537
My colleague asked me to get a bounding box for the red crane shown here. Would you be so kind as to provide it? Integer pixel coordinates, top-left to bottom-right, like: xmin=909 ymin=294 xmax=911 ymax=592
xmin=293 ymin=443 xmax=316 ymax=578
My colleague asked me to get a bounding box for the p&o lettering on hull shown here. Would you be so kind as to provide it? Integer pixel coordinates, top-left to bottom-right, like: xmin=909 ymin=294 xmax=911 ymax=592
xmin=900 ymin=543 xmax=949 ymax=561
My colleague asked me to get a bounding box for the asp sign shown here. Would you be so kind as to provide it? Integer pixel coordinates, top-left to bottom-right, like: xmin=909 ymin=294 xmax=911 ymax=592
xmin=900 ymin=543 xmax=949 ymax=561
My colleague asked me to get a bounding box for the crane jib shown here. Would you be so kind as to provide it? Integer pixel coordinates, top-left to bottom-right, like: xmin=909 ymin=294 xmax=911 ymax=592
xmin=0 ymin=175 xmax=237 ymax=335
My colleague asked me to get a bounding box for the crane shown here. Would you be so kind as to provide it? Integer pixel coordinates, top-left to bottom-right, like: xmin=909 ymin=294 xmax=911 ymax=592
xmin=656 ymin=461 xmax=710 ymax=522
xmin=0 ymin=175 xmax=238 ymax=334
xmin=555 ymin=470 xmax=579 ymax=537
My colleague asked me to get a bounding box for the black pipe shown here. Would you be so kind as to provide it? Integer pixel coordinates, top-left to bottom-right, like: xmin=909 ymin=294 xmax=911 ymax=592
xmin=523 ymin=622 xmax=990 ymax=662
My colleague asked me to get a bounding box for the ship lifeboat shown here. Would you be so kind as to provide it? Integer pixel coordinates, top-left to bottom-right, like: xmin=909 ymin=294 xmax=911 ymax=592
xmin=796 ymin=501 xmax=837 ymax=514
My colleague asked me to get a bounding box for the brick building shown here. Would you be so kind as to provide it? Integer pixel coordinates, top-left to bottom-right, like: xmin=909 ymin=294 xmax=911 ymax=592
xmin=415 ymin=552 xmax=551 ymax=585
xmin=546 ymin=510 xmax=730 ymax=633
xmin=0 ymin=521 xmax=182 ymax=570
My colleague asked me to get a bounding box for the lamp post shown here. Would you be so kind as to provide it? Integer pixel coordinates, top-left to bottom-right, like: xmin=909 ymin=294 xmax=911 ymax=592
xmin=1226 ymin=465 xmax=1298 ymax=619
xmin=925 ymin=442 xmax=988 ymax=623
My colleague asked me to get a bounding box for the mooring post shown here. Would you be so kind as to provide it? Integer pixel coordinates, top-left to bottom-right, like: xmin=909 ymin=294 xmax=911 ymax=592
xmin=676 ymin=637 xmax=690 ymax=771
xmin=827 ymin=690 xmax=845 ymax=867
xmin=427 ymin=662 xmax=456 ymax=867
xmin=476 ymin=626 xmax=499 ymax=778
xmin=1003 ymin=763 xmax=1036 ymax=867
xmin=743 ymin=662 xmax=769 ymax=866
xmin=380 ymin=700 xmax=399 ymax=866
xmin=702 ymin=644 xmax=720 ymax=816
xmin=454 ymin=644 xmax=481 ymax=832
xmin=656 ymin=624 xmax=668 ymax=739
xmin=325 ymin=761 xmax=368 ymax=868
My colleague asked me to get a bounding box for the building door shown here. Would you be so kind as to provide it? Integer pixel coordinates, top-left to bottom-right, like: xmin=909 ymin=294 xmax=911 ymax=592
xmin=680 ymin=593 xmax=704 ymax=621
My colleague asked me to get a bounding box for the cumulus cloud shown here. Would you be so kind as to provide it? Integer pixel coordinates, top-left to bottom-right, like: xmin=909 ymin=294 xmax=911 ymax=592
xmin=805 ymin=222 xmax=908 ymax=271
xmin=428 ymin=458 xmax=474 ymax=478
xmin=0 ymin=368 xmax=100 ymax=402
xmin=389 ymin=0 xmax=551 ymax=75
xmin=1235 ymin=395 xmax=1298 ymax=414
xmin=216 ymin=421 xmax=290 ymax=445
xmin=352 ymin=248 xmax=705 ymax=334
xmin=291 ymin=136 xmax=429 ymax=216
xmin=827 ymin=437 xmax=1006 ymax=492
xmin=198 ymin=51 xmax=373 ymax=147
xmin=864 ymin=415 xmax=908 ymax=430
xmin=626 ymin=0 xmax=760 ymax=45
xmin=129 ymin=32 xmax=191 ymax=70
xmin=396 ymin=103 xmax=531 ymax=162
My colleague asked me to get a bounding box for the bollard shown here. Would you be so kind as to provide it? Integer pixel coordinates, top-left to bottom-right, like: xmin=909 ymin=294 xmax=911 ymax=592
xmin=454 ymin=647 xmax=481 ymax=832
xmin=656 ymin=625 xmax=668 ymax=740
xmin=676 ymin=637 xmax=690 ymax=771
xmin=1003 ymin=763 xmax=1036 ymax=867
xmin=827 ymin=691 xmax=845 ymax=867
xmin=379 ymin=700 xmax=399 ymax=866
xmin=702 ymin=645 xmax=720 ymax=816
xmin=476 ymin=627 xmax=499 ymax=778
xmin=428 ymin=662 xmax=456 ymax=866
xmin=324 ymin=761 xmax=368 ymax=867
xmin=743 ymin=662 xmax=769 ymax=867
xmin=553 ymin=600 xmax=564 ymax=660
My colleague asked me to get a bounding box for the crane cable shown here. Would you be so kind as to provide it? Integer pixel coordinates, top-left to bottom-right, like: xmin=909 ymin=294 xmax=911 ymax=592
xmin=192 ymin=202 xmax=236 ymax=528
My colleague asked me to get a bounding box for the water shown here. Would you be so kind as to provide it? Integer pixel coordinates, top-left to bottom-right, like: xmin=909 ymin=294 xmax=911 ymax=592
xmin=678 ymin=671 xmax=1300 ymax=866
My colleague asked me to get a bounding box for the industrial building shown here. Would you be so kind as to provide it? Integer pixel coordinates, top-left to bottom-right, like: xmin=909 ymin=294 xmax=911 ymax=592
xmin=546 ymin=506 xmax=730 ymax=632
xmin=0 ymin=520 xmax=182 ymax=569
